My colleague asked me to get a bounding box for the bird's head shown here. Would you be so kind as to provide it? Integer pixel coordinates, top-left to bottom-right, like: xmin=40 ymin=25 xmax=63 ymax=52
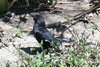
xmin=33 ymin=15 xmax=46 ymax=27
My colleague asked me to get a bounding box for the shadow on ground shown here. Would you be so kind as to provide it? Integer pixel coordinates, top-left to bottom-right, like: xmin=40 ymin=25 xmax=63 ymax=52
xmin=20 ymin=47 xmax=42 ymax=55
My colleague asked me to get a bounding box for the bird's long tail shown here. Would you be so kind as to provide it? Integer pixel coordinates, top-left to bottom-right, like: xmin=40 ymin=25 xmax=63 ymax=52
xmin=61 ymin=39 xmax=71 ymax=43
xmin=54 ymin=39 xmax=71 ymax=43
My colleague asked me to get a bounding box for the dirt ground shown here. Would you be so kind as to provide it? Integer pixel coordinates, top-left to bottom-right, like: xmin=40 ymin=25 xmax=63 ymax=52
xmin=0 ymin=0 xmax=100 ymax=67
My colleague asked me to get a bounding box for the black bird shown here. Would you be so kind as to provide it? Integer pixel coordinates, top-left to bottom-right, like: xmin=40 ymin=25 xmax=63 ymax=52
xmin=33 ymin=15 xmax=70 ymax=49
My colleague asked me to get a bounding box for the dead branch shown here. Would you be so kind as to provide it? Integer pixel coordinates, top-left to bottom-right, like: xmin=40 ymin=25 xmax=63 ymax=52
xmin=73 ymin=3 xmax=100 ymax=20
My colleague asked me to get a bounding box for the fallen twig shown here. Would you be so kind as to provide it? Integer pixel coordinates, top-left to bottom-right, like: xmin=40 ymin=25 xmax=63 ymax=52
xmin=73 ymin=3 xmax=100 ymax=20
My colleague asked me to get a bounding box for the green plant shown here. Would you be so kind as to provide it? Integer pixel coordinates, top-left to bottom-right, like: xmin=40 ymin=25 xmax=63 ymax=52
xmin=0 ymin=64 xmax=2 ymax=67
xmin=91 ymin=22 xmax=100 ymax=32
xmin=0 ymin=0 xmax=9 ymax=14
xmin=14 ymin=24 xmax=99 ymax=67
xmin=13 ymin=28 xmax=24 ymax=38
xmin=67 ymin=19 xmax=76 ymax=25
xmin=29 ymin=52 xmax=47 ymax=67
xmin=0 ymin=0 xmax=57 ymax=14
xmin=18 ymin=50 xmax=33 ymax=67
xmin=49 ymin=0 xmax=57 ymax=7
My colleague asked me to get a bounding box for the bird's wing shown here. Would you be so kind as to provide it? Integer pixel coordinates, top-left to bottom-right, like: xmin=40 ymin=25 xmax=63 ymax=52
xmin=36 ymin=29 xmax=55 ymax=42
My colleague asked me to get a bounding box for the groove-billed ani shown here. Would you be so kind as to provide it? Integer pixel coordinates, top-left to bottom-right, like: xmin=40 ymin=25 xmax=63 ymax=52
xmin=33 ymin=15 xmax=70 ymax=49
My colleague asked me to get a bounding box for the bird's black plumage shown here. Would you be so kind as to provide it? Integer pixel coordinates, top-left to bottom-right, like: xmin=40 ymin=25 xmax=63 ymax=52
xmin=33 ymin=15 xmax=70 ymax=49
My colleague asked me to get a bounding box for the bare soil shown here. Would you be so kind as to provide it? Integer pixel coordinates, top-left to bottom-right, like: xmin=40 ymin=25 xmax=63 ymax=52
xmin=0 ymin=0 xmax=100 ymax=66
